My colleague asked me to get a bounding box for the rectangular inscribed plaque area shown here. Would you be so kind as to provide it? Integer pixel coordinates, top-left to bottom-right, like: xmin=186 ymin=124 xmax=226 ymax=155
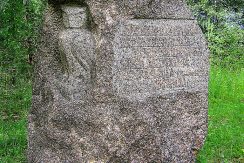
xmin=113 ymin=19 xmax=209 ymax=101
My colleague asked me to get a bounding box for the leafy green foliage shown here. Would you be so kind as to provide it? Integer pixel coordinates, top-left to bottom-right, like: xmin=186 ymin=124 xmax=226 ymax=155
xmin=0 ymin=0 xmax=30 ymax=77
xmin=0 ymin=0 xmax=44 ymax=114
xmin=0 ymin=1 xmax=44 ymax=162
xmin=208 ymin=26 xmax=244 ymax=69
xmin=0 ymin=0 xmax=45 ymax=70
xmin=187 ymin=0 xmax=244 ymax=69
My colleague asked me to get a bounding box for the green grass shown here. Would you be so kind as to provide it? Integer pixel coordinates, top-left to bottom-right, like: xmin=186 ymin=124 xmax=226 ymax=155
xmin=0 ymin=76 xmax=31 ymax=163
xmin=0 ymin=67 xmax=243 ymax=162
xmin=197 ymin=67 xmax=244 ymax=163
xmin=0 ymin=119 xmax=28 ymax=163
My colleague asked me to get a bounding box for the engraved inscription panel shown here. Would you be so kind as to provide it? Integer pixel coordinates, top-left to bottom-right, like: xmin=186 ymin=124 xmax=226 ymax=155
xmin=113 ymin=20 xmax=209 ymax=101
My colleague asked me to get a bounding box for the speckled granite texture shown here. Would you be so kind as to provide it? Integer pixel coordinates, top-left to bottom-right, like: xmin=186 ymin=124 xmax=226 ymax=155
xmin=28 ymin=0 xmax=210 ymax=162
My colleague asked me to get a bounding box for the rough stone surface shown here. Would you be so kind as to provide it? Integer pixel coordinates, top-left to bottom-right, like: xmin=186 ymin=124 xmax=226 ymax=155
xmin=28 ymin=0 xmax=209 ymax=162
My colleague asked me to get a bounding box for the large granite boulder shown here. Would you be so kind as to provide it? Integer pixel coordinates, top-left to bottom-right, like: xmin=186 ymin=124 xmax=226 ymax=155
xmin=28 ymin=0 xmax=209 ymax=162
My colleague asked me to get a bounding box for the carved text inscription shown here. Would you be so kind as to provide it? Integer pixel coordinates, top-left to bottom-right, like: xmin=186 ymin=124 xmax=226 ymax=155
xmin=113 ymin=20 xmax=209 ymax=101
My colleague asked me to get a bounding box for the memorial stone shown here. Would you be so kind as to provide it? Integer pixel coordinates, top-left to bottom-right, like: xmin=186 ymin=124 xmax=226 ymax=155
xmin=28 ymin=0 xmax=210 ymax=162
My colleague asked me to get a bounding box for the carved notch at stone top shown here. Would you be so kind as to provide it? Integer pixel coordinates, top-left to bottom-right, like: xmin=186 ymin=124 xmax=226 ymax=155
xmin=61 ymin=5 xmax=87 ymax=28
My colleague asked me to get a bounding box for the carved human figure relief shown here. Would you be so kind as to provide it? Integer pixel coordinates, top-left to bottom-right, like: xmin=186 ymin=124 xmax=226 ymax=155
xmin=58 ymin=5 xmax=95 ymax=101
